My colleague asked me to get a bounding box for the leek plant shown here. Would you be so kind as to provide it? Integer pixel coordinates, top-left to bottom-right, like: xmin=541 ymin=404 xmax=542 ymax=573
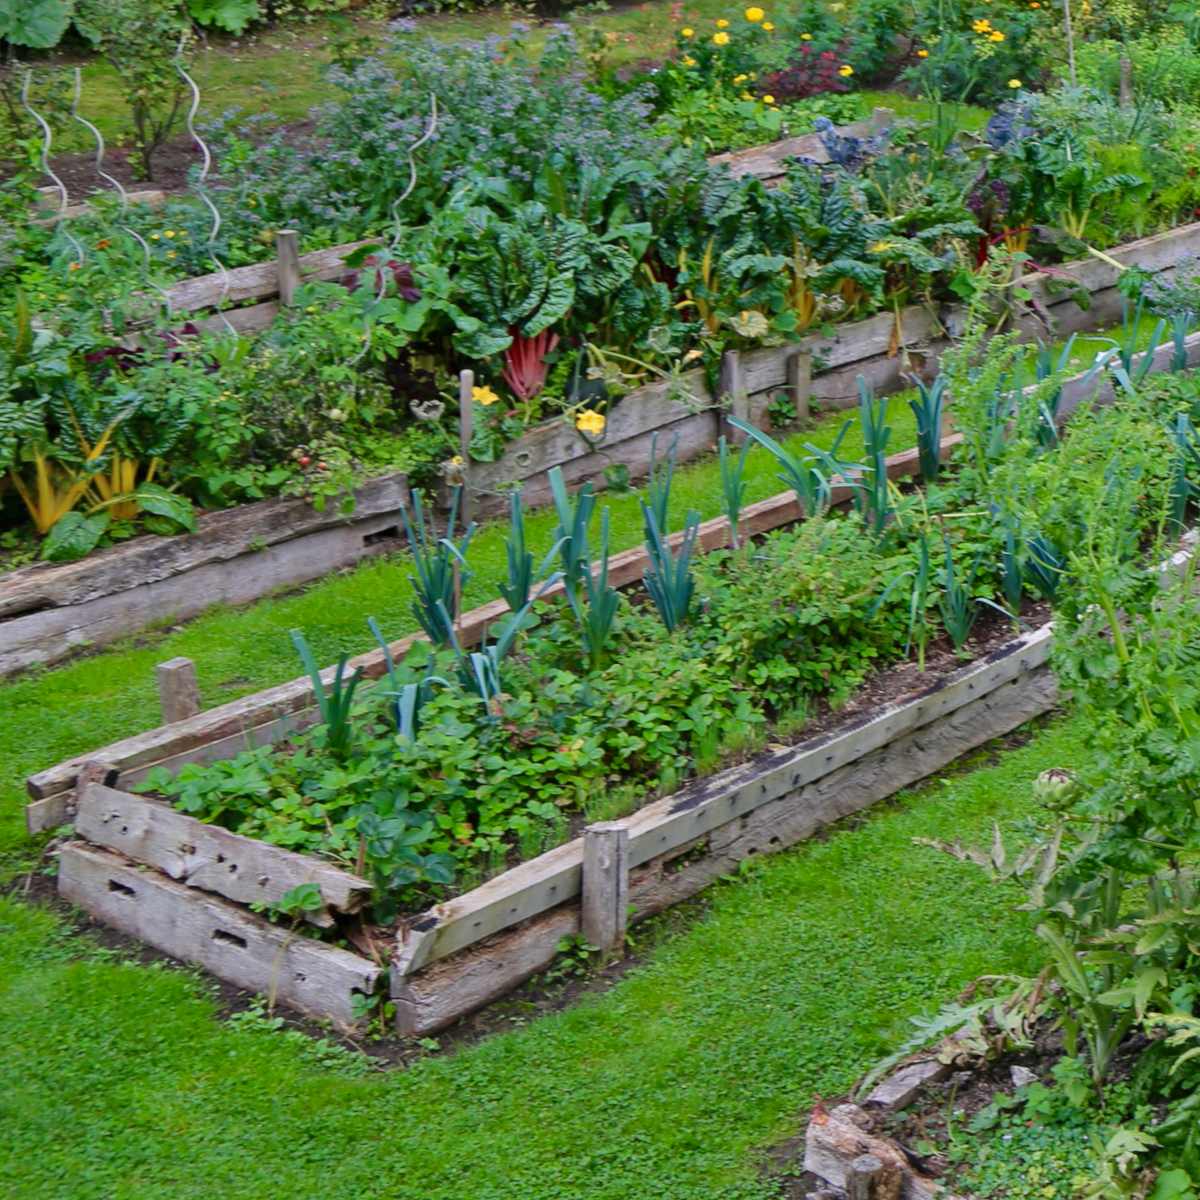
xmin=499 ymin=489 xmax=561 ymax=612
xmin=906 ymin=372 xmax=947 ymax=483
xmin=575 ymin=508 xmax=621 ymax=668
xmin=718 ymin=435 xmax=750 ymax=549
xmin=856 ymin=377 xmax=893 ymax=535
xmin=1024 ymin=533 xmax=1066 ymax=601
xmin=727 ymin=416 xmax=846 ymax=517
xmin=645 ymin=433 xmax=678 ymax=535
xmin=366 ymin=617 xmax=447 ymax=739
xmin=548 ymin=466 xmax=597 ymax=608
xmin=289 ymin=629 xmax=363 ymax=758
xmin=938 ymin=535 xmax=982 ymax=652
xmin=872 ymin=532 xmax=932 ymax=670
xmin=642 ymin=503 xmax=700 ymax=632
xmin=1168 ymin=412 xmax=1200 ymax=529
xmin=400 ymin=486 xmax=475 ymax=646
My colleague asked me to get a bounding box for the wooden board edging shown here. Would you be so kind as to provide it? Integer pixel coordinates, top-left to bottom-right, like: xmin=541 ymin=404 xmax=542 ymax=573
xmin=75 ymin=783 xmax=371 ymax=926
xmin=58 ymin=843 xmax=380 ymax=1029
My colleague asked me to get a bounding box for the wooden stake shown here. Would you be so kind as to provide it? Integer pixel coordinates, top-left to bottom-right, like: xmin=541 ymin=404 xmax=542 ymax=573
xmin=1119 ymin=57 xmax=1133 ymax=109
xmin=581 ymin=822 xmax=629 ymax=957
xmin=156 ymin=657 xmax=201 ymax=725
xmin=720 ymin=350 xmax=750 ymax=443
xmin=787 ymin=350 xmax=812 ymax=427
xmin=845 ymin=1155 xmax=884 ymax=1200
xmin=276 ymin=230 xmax=301 ymax=307
xmin=458 ymin=368 xmax=475 ymax=523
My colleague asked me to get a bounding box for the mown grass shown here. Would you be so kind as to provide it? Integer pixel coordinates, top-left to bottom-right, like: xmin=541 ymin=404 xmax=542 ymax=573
xmin=0 ymin=713 xmax=1086 ymax=1200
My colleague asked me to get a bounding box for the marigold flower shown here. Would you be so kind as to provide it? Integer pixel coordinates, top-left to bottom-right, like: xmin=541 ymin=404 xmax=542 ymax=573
xmin=744 ymin=6 xmax=764 ymax=20
xmin=1008 ymin=78 xmax=1022 ymax=88
xmin=716 ymin=18 xmax=730 ymax=27
xmin=472 ymin=385 xmax=500 ymax=406
xmin=838 ymin=63 xmax=854 ymax=76
xmin=681 ymin=25 xmax=694 ymax=36
xmin=683 ymin=54 xmax=697 ymax=65
xmin=800 ymin=31 xmax=812 ymax=39
xmin=989 ymin=29 xmax=1005 ymax=40
xmin=68 ymin=261 xmax=82 ymax=271
xmin=762 ymin=93 xmax=776 ymax=104
xmin=713 ymin=30 xmax=730 ymax=44
xmin=972 ymin=17 xmax=992 ymax=31
xmin=762 ymin=20 xmax=774 ymax=29
xmin=163 ymin=229 xmax=176 ymax=239
xmin=917 ymin=47 xmax=929 ymax=57
xmin=96 ymin=238 xmax=111 ymax=249
xmin=575 ymin=409 xmax=606 ymax=437
xmin=734 ymin=72 xmax=748 ymax=83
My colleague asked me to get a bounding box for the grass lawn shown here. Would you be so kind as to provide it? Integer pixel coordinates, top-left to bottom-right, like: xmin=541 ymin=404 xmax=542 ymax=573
xmin=0 ymin=712 xmax=1086 ymax=1200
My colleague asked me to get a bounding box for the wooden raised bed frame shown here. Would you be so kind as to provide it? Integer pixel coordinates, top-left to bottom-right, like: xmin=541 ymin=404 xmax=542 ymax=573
xmin=36 ymin=331 xmax=1200 ymax=1035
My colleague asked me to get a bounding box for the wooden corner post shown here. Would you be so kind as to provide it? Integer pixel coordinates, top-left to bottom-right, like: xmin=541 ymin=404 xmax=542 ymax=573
xmin=276 ymin=230 xmax=301 ymax=307
xmin=156 ymin=657 xmax=201 ymax=725
xmin=787 ymin=350 xmax=813 ymax=427
xmin=582 ymin=822 xmax=629 ymax=958
xmin=458 ymin=368 xmax=475 ymax=523
xmin=720 ymin=350 xmax=750 ymax=443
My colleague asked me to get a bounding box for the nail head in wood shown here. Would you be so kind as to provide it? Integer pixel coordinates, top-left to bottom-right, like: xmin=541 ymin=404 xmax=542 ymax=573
xmin=581 ymin=822 xmax=629 ymax=957
xmin=156 ymin=657 xmax=201 ymax=725
xmin=276 ymin=229 xmax=301 ymax=307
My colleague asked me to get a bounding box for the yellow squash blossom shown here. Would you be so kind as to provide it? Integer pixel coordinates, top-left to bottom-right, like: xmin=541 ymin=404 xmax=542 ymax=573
xmin=744 ymin=6 xmax=764 ymax=20
xmin=713 ymin=30 xmax=730 ymax=44
xmin=575 ymin=409 xmax=606 ymax=437
xmin=472 ymin=385 xmax=500 ymax=406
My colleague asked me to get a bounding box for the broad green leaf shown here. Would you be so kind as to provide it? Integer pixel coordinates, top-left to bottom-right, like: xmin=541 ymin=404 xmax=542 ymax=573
xmin=134 ymin=483 xmax=196 ymax=532
xmin=41 ymin=510 xmax=109 ymax=563
xmin=0 ymin=0 xmax=71 ymax=48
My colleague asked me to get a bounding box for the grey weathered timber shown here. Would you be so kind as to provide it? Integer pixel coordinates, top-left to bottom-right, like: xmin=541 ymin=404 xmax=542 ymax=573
xmin=275 ymin=230 xmax=302 ymax=307
xmin=847 ymin=1155 xmax=892 ymax=1200
xmin=458 ymin=369 xmax=475 ymax=523
xmin=0 ymin=471 xmax=408 ymax=678
xmin=720 ymin=349 xmax=750 ymax=442
xmin=581 ymin=823 xmax=629 ymax=956
xmin=74 ymin=782 xmax=371 ymax=924
xmin=710 ymin=108 xmax=893 ymax=181
xmin=163 ymin=238 xmax=377 ymax=314
xmin=787 ymin=350 xmax=813 ymax=425
xmin=865 ymin=1060 xmax=951 ymax=1110
xmin=156 ymin=657 xmax=201 ymax=724
xmin=805 ymin=1105 xmax=941 ymax=1200
xmin=58 ymin=843 xmax=379 ymax=1028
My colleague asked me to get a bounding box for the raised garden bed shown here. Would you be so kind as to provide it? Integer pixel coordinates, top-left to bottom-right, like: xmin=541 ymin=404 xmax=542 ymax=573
xmin=33 ymin=331 xmax=1200 ymax=1035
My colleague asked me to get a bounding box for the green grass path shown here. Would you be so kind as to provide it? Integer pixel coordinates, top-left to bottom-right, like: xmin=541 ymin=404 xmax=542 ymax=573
xmin=0 ymin=714 xmax=1084 ymax=1200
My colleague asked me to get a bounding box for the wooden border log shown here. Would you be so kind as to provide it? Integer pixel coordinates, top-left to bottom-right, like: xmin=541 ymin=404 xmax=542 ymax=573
xmin=275 ymin=230 xmax=302 ymax=307
xmin=58 ymin=843 xmax=379 ymax=1028
xmin=581 ymin=823 xmax=629 ymax=957
xmin=74 ymin=782 xmax=371 ymax=925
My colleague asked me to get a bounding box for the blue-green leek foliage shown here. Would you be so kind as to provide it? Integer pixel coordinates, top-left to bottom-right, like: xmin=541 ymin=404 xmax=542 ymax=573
xmin=289 ymin=628 xmax=363 ymax=758
xmin=906 ymin=371 xmax=947 ymax=482
xmin=400 ymin=486 xmax=475 ymax=646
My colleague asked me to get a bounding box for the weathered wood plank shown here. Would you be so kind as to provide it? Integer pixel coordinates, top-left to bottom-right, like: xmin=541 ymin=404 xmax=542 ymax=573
xmin=710 ymin=109 xmax=892 ymax=180
xmin=392 ymin=904 xmax=579 ymax=1036
xmin=74 ymin=783 xmax=371 ymax=923
xmin=58 ymin=843 xmax=379 ymax=1028
xmin=157 ymin=657 xmax=201 ymax=725
xmin=0 ymin=472 xmax=409 ymax=619
xmin=163 ymin=238 xmax=377 ymax=313
xmin=581 ymin=822 xmax=629 ymax=956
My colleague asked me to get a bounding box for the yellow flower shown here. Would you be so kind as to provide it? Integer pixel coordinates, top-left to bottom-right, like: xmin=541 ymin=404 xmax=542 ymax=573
xmin=472 ymin=385 xmax=500 ymax=406
xmin=989 ymin=29 xmax=1005 ymax=40
xmin=450 ymin=454 xmax=464 ymax=467
xmin=838 ymin=63 xmax=854 ymax=76
xmin=166 ymin=250 xmax=177 ymax=259
xmin=575 ymin=409 xmax=606 ymax=437
xmin=713 ymin=30 xmax=730 ymax=44
xmin=1030 ymin=2 xmax=1040 ymax=6
xmin=917 ymin=47 xmax=929 ymax=57
xmin=800 ymin=31 xmax=812 ymax=39
xmin=741 ymin=91 xmax=753 ymax=99
xmin=869 ymin=240 xmax=894 ymax=253
xmin=716 ymin=18 xmax=730 ymax=27
xmin=762 ymin=93 xmax=776 ymax=104
xmin=683 ymin=54 xmax=697 ymax=65
xmin=734 ymin=73 xmax=748 ymax=83
xmin=681 ymin=25 xmax=694 ymax=36
xmin=762 ymin=21 xmax=774 ymax=30
xmin=1008 ymin=77 xmax=1022 ymax=88
xmin=972 ymin=17 xmax=992 ymax=31
xmin=744 ymin=6 xmax=764 ymax=21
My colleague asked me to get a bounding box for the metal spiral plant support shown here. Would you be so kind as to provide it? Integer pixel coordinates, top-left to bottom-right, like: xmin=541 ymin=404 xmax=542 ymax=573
xmin=22 ymin=68 xmax=85 ymax=268
xmin=351 ymin=94 xmax=441 ymax=368
xmin=69 ymin=68 xmax=174 ymax=322
xmin=176 ymin=41 xmax=236 ymax=336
